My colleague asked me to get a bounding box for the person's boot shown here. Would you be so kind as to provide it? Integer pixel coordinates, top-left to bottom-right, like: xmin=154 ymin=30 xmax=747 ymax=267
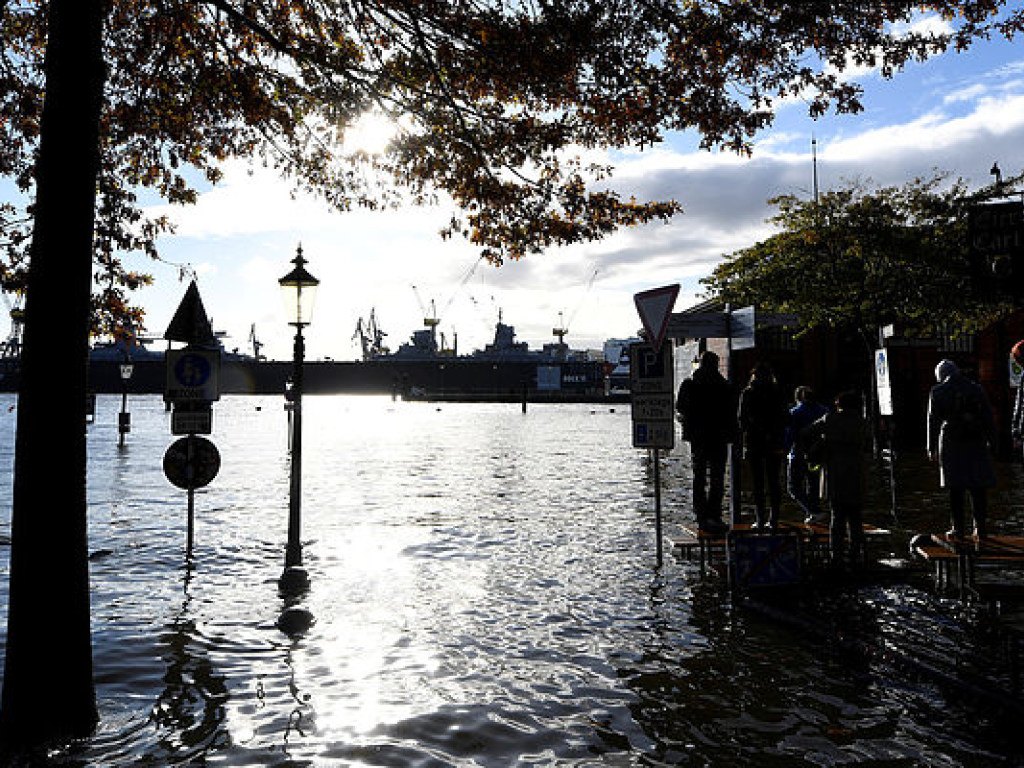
xmin=754 ymin=507 xmax=767 ymax=531
xmin=947 ymin=502 xmax=966 ymax=539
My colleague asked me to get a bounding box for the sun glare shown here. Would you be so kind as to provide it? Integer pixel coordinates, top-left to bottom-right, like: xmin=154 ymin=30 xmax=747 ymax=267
xmin=344 ymin=111 xmax=398 ymax=155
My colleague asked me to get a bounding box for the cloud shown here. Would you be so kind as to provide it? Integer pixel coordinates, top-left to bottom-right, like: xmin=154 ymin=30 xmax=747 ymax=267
xmin=133 ymin=46 xmax=1024 ymax=361
xmin=944 ymin=83 xmax=988 ymax=104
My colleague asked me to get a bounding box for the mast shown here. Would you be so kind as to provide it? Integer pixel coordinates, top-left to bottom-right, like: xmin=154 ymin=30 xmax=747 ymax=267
xmin=812 ymin=136 xmax=820 ymax=205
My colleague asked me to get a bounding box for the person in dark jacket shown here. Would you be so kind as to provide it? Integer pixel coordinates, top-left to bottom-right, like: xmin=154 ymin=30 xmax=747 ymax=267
xmin=783 ymin=386 xmax=829 ymax=524
xmin=676 ymin=351 xmax=737 ymax=535
xmin=803 ymin=391 xmax=866 ymax=567
xmin=738 ymin=364 xmax=789 ymax=529
xmin=927 ymin=359 xmax=996 ymax=539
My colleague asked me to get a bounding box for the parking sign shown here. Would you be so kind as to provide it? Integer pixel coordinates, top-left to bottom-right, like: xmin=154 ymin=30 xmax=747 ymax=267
xmin=630 ymin=342 xmax=675 ymax=449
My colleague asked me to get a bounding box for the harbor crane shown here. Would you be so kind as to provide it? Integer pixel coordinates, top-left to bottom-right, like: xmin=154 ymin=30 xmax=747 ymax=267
xmin=553 ymin=267 xmax=599 ymax=346
xmin=411 ymin=285 xmax=441 ymax=332
xmin=352 ymin=308 xmax=389 ymax=360
xmin=0 ymin=288 xmax=25 ymax=361
xmin=552 ymin=311 xmax=568 ymax=345
xmin=249 ymin=324 xmax=266 ymax=361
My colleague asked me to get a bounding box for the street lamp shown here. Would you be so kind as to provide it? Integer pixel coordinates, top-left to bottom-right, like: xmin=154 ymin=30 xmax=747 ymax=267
xmin=118 ymin=356 xmax=134 ymax=448
xmin=991 ymin=161 xmax=1003 ymax=192
xmin=278 ymin=245 xmax=319 ymax=592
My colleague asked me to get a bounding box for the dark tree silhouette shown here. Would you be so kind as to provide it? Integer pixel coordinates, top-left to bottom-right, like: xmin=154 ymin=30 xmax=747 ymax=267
xmin=0 ymin=0 xmax=105 ymax=749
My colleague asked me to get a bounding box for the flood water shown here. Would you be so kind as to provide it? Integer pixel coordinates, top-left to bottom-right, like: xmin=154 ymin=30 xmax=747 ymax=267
xmin=1 ymin=393 xmax=1023 ymax=766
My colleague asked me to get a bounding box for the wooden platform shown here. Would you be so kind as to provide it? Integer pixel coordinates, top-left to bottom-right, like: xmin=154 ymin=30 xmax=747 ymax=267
xmin=671 ymin=520 xmax=890 ymax=574
xmin=910 ymin=534 xmax=1024 ymax=604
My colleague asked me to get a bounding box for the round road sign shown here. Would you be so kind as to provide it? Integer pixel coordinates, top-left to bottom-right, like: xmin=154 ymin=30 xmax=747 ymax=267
xmin=163 ymin=436 xmax=221 ymax=490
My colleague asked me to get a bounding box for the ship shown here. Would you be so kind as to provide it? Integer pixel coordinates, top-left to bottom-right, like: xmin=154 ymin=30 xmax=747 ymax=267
xmin=0 ymin=302 xmax=624 ymax=402
xmin=350 ymin=308 xmax=616 ymax=401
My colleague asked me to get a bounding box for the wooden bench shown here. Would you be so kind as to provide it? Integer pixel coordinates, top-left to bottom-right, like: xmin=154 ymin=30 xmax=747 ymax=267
xmin=911 ymin=534 xmax=1024 ymax=601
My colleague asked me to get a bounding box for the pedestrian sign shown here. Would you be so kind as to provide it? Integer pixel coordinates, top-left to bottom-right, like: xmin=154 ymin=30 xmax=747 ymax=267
xmin=166 ymin=348 xmax=220 ymax=402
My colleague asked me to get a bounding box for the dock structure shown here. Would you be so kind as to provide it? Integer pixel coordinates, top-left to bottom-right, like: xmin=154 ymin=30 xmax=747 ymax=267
xmin=671 ymin=520 xmax=891 ymax=577
xmin=673 ymin=520 xmax=1024 ymax=704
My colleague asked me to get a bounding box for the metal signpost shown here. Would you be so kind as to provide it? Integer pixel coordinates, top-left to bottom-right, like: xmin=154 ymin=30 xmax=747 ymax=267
xmin=631 ymin=284 xmax=680 ymax=567
xmin=630 ymin=341 xmax=674 ymax=567
xmin=875 ymin=346 xmax=899 ymax=522
xmin=162 ymin=281 xmax=221 ymax=559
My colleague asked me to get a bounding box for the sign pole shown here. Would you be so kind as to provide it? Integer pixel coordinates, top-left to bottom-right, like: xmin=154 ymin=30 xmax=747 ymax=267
xmin=185 ymin=434 xmax=195 ymax=559
xmin=629 ymin=341 xmax=674 ymax=568
xmin=653 ymin=448 xmax=663 ymax=567
xmin=725 ymin=306 xmax=741 ymax=527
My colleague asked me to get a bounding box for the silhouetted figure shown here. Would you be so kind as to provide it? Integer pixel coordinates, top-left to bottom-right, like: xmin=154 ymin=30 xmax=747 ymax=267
xmin=676 ymin=351 xmax=737 ymax=535
xmin=784 ymin=386 xmax=828 ymax=524
xmin=1010 ymin=340 xmax=1024 ymax=461
xmin=738 ymin=364 xmax=788 ymax=529
xmin=927 ymin=359 xmax=996 ymax=539
xmin=804 ymin=391 xmax=866 ymax=567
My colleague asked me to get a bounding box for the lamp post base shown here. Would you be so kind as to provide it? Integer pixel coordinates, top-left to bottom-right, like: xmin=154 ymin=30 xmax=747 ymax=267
xmin=278 ymin=564 xmax=310 ymax=596
xmin=276 ymin=605 xmax=315 ymax=636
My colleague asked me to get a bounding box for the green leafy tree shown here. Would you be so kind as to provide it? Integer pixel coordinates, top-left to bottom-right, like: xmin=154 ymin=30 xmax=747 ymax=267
xmin=704 ymin=173 xmax=1018 ymax=353
xmin=3 ymin=0 xmax=1024 ymax=754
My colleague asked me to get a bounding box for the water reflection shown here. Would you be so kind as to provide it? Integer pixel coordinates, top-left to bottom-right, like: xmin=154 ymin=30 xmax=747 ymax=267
xmin=147 ymin=567 xmax=228 ymax=762
xmin=2 ymin=396 xmax=1024 ymax=765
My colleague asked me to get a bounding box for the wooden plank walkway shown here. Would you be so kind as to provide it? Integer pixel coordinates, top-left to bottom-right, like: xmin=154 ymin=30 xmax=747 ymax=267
xmin=672 ymin=520 xmax=891 ymax=574
xmin=911 ymin=534 xmax=1024 ymax=604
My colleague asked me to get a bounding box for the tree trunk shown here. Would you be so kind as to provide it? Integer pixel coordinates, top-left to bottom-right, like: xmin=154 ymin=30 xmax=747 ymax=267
xmin=0 ymin=0 xmax=106 ymax=750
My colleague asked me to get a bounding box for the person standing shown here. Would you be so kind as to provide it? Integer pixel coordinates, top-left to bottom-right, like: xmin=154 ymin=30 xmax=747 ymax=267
xmin=1010 ymin=340 xmax=1024 ymax=461
xmin=784 ymin=386 xmax=829 ymax=524
xmin=737 ymin=364 xmax=789 ymax=529
xmin=676 ymin=350 xmax=738 ymax=535
xmin=927 ymin=359 xmax=996 ymax=540
xmin=803 ymin=391 xmax=867 ymax=567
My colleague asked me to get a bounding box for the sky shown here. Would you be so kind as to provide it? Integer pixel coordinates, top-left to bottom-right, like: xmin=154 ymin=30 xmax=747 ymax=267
xmin=9 ymin=11 xmax=1024 ymax=363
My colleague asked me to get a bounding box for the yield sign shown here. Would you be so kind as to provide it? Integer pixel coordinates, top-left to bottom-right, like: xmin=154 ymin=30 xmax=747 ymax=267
xmin=633 ymin=284 xmax=680 ymax=351
xmin=164 ymin=280 xmax=215 ymax=346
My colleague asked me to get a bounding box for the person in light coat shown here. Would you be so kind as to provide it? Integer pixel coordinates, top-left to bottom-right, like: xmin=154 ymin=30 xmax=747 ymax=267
xmin=1010 ymin=340 xmax=1024 ymax=461
xmin=926 ymin=359 xmax=996 ymax=539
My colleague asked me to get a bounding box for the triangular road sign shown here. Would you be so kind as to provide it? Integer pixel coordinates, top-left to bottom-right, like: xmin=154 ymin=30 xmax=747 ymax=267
xmin=164 ymin=280 xmax=216 ymax=345
xmin=633 ymin=284 xmax=680 ymax=351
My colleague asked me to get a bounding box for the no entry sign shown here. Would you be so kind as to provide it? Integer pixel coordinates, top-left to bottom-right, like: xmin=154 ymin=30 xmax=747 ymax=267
xmin=163 ymin=436 xmax=221 ymax=490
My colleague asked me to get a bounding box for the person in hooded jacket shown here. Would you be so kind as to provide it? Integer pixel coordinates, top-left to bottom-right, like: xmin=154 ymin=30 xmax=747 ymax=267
xmin=676 ymin=350 xmax=737 ymax=535
xmin=927 ymin=359 xmax=996 ymax=540
xmin=737 ymin=363 xmax=789 ymax=529
xmin=1011 ymin=340 xmax=1024 ymax=461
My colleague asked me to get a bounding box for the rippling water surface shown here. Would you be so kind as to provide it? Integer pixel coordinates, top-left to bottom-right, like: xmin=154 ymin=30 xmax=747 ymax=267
xmin=0 ymin=393 xmax=1022 ymax=766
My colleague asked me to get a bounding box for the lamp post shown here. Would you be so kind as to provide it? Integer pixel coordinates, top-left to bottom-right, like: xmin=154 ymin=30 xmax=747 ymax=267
xmin=991 ymin=161 xmax=1003 ymax=192
xmin=278 ymin=245 xmax=319 ymax=590
xmin=118 ymin=355 xmax=134 ymax=448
